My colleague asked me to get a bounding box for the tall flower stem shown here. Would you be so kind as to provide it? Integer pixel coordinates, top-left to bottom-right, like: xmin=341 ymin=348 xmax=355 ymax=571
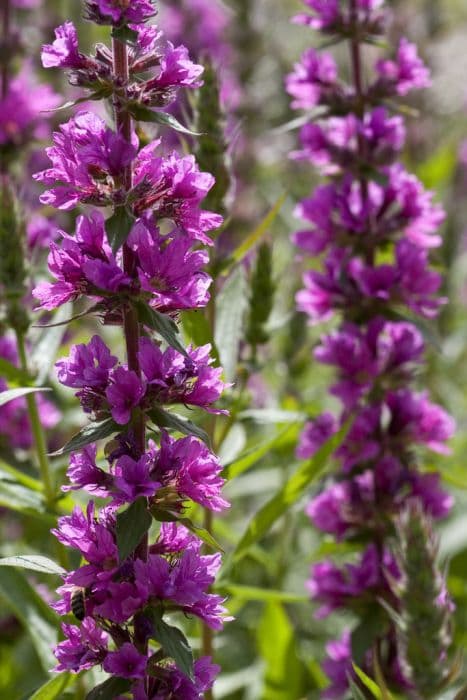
xmin=15 ymin=329 xmax=55 ymax=509
xmin=111 ymin=37 xmax=149 ymax=665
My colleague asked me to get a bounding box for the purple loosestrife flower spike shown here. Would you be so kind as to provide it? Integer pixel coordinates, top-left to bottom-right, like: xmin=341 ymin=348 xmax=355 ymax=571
xmin=37 ymin=1 xmax=230 ymax=696
xmin=287 ymin=0 xmax=456 ymax=695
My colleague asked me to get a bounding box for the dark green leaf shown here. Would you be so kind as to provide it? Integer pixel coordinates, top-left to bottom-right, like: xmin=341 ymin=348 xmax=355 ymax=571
xmin=0 ymin=555 xmax=65 ymax=576
xmin=29 ymin=673 xmax=74 ymax=699
xmin=214 ymin=267 xmax=248 ymax=382
xmin=116 ymin=497 xmax=152 ymax=562
xmin=0 ymin=479 xmax=54 ymax=523
xmin=178 ymin=518 xmax=224 ymax=552
xmin=150 ymin=611 xmax=194 ymax=681
xmin=351 ymin=609 xmax=388 ymax=665
xmin=128 ymin=104 xmax=201 ymax=135
xmin=111 ymin=24 xmax=139 ymax=43
xmin=148 ymin=407 xmax=210 ymax=446
xmin=0 ymin=358 xmax=31 ymax=385
xmin=0 ymin=568 xmax=58 ymax=670
xmin=86 ymin=677 xmax=131 ymax=700
xmin=0 ymin=387 xmax=51 ymax=407
xmin=135 ymin=302 xmax=187 ymax=356
xmin=49 ymin=418 xmax=118 ymax=457
xmin=106 ymin=206 xmax=135 ymax=254
xmin=230 ymin=421 xmax=349 ymax=563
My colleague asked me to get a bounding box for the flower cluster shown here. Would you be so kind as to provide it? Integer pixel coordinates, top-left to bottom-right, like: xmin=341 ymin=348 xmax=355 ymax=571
xmin=37 ymin=2 xmax=230 ymax=697
xmin=287 ymin=1 xmax=454 ymax=696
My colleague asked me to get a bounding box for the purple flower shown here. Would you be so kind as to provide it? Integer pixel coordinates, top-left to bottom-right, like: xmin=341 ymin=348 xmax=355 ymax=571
xmin=293 ymin=0 xmax=340 ymax=30
xmin=138 ymin=338 xmax=227 ymax=412
xmin=376 ymin=38 xmax=431 ymax=96
xmin=33 ymin=212 xmax=132 ymax=310
xmin=132 ymin=144 xmax=223 ymax=243
xmin=133 ymin=657 xmax=219 ymax=700
xmin=296 ymin=412 xmax=337 ymax=459
xmin=0 ymin=64 xmax=60 ymax=146
xmin=56 ymin=335 xmax=117 ymax=390
xmin=63 ymin=445 xmax=112 ymax=497
xmin=148 ymin=43 xmax=204 ymax=90
xmin=106 ymin=367 xmax=145 ymax=424
xmin=308 ymin=544 xmax=398 ymax=618
xmin=42 ymin=22 xmax=84 ymax=69
xmin=34 ymin=112 xmax=137 ymax=210
xmin=294 ymin=108 xmax=405 ymax=172
xmin=53 ymin=502 xmax=117 ymax=567
xmin=103 ymin=643 xmax=147 ymax=679
xmin=152 ymin=432 xmax=229 ymax=511
xmin=113 ymin=454 xmax=161 ymax=502
xmin=54 ymin=618 xmax=108 ymax=673
xmin=127 ymin=217 xmax=211 ymax=312
xmin=322 ymin=630 xmax=353 ymax=699
xmin=286 ymin=48 xmax=338 ymax=110
xmin=87 ymin=0 xmax=156 ymax=25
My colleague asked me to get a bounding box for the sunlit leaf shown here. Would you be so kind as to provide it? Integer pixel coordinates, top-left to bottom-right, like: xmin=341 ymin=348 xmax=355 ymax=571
xmin=0 ymin=555 xmax=65 ymax=576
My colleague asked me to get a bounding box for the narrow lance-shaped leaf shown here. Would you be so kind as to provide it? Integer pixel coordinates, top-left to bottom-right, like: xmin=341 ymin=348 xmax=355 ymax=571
xmin=49 ymin=418 xmax=118 ymax=457
xmin=106 ymin=206 xmax=135 ymax=254
xmin=128 ymin=103 xmax=201 ymax=135
xmin=0 ymin=387 xmax=51 ymax=407
xmin=215 ymin=266 xmax=248 ymax=382
xmin=149 ymin=609 xmax=194 ymax=681
xmin=29 ymin=673 xmax=74 ymax=700
xmin=86 ymin=677 xmax=132 ymax=700
xmin=148 ymin=407 xmax=210 ymax=446
xmin=116 ymin=497 xmax=152 ymax=562
xmin=135 ymin=301 xmax=188 ymax=357
xmin=230 ymin=421 xmax=349 ymax=563
xmin=0 ymin=555 xmax=66 ymax=575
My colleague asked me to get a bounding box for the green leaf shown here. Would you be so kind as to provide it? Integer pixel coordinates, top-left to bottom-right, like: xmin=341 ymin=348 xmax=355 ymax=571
xmin=0 ymin=555 xmax=65 ymax=576
xmin=178 ymin=517 xmax=224 ymax=552
xmin=116 ymin=497 xmax=152 ymax=562
xmin=231 ymin=422 xmax=349 ymax=563
xmin=351 ymin=608 xmax=389 ymax=665
xmin=0 ymin=567 xmax=58 ymax=671
xmin=150 ymin=611 xmax=194 ymax=681
xmin=148 ymin=407 xmax=210 ymax=445
xmin=135 ymin=302 xmax=188 ymax=356
xmin=0 ymin=387 xmax=51 ymax=407
xmin=0 ymin=459 xmax=42 ymax=491
xmin=257 ymin=602 xmax=306 ymax=699
xmin=128 ymin=104 xmax=201 ymax=135
xmin=106 ymin=206 xmax=135 ymax=254
xmin=32 ymin=303 xmax=72 ymax=384
xmin=181 ymin=311 xmax=220 ymax=365
xmin=222 ymin=425 xmax=297 ymax=480
xmin=223 ymin=193 xmax=286 ymax=272
xmin=218 ymin=584 xmax=307 ymax=603
xmin=29 ymin=673 xmax=74 ymax=699
xmin=0 ymin=358 xmax=31 ymax=385
xmin=50 ymin=418 xmax=118 ymax=457
xmin=111 ymin=24 xmax=139 ymax=43
xmin=352 ymin=664 xmax=382 ymax=699
xmin=86 ymin=677 xmax=131 ymax=700
xmin=215 ymin=267 xmax=248 ymax=382
xmin=0 ymin=479 xmax=54 ymax=523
